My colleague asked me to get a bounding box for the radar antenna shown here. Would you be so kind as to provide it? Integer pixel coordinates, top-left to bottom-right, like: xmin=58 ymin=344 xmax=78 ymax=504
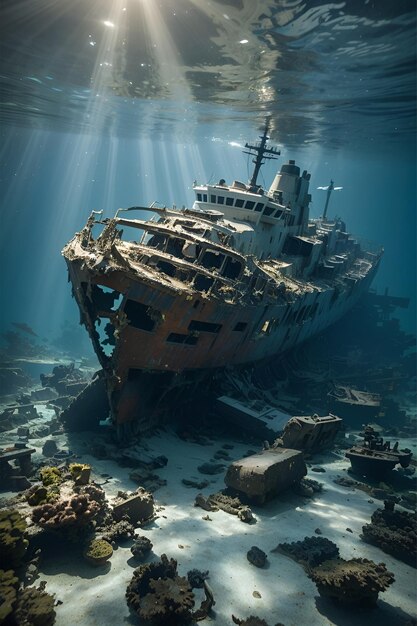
xmin=244 ymin=118 xmax=280 ymax=188
xmin=317 ymin=180 xmax=343 ymax=219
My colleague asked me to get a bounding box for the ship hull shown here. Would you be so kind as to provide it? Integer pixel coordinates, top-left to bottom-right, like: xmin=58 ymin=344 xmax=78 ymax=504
xmin=65 ymin=253 xmax=380 ymax=428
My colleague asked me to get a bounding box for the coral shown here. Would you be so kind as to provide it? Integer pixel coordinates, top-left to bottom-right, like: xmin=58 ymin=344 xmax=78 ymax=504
xmin=25 ymin=484 xmax=57 ymax=507
xmin=309 ymin=558 xmax=394 ymax=606
xmin=69 ymin=463 xmax=91 ymax=485
xmin=130 ymin=536 xmax=153 ymax=560
xmin=81 ymin=483 xmax=107 ymax=504
xmin=273 ymin=536 xmax=340 ymax=569
xmin=14 ymin=584 xmax=56 ymax=626
xmin=361 ymin=502 xmax=417 ymax=567
xmin=247 ymin=546 xmax=267 ymax=568
xmin=32 ymin=493 xmax=100 ymax=529
xmin=40 ymin=467 xmax=63 ymax=487
xmin=126 ymin=554 xmax=195 ymax=624
xmin=83 ymin=539 xmax=113 ymax=566
xmin=0 ymin=569 xmax=19 ymax=622
xmin=101 ymin=518 xmax=136 ymax=546
xmin=232 ymin=618 xmax=270 ymax=626
xmin=187 ymin=569 xmax=209 ymax=589
xmin=0 ymin=509 xmax=29 ymax=568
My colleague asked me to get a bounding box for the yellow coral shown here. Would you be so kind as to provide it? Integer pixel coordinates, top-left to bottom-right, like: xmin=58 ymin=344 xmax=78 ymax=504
xmin=40 ymin=467 xmax=63 ymax=487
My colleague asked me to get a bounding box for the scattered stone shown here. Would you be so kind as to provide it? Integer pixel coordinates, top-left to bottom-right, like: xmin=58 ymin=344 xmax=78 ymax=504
xmin=112 ymin=488 xmax=154 ymax=524
xmin=207 ymin=492 xmax=255 ymax=523
xmin=247 ymin=546 xmax=267 ymax=568
xmin=213 ymin=450 xmax=230 ymax=460
xmin=17 ymin=426 xmax=30 ymax=438
xmin=361 ymin=501 xmax=417 ymax=567
xmin=233 ymin=617 xmax=275 ymax=626
xmin=182 ymin=478 xmax=209 ymax=489
xmin=42 ymin=440 xmax=58 ymax=458
xmin=315 ymin=528 xmax=322 ymax=535
xmin=311 ymin=467 xmax=326 ymax=473
xmin=131 ymin=536 xmax=153 ymax=560
xmin=252 ymin=590 xmax=261 ymax=598
xmin=197 ymin=462 xmax=225 ymax=475
xmin=272 ymin=536 xmax=339 ymax=569
xmin=293 ymin=477 xmax=323 ymax=498
xmin=32 ymin=425 xmax=50 ymax=438
xmin=346 ymin=528 xmax=353 ymax=533
xmin=238 ymin=507 xmax=255 ymax=523
xmin=309 ymin=558 xmax=394 ymax=606
xmin=100 ymin=519 xmax=136 ymax=546
xmin=194 ymin=494 xmax=218 ymax=512
xmin=202 ymin=515 xmax=212 ymax=521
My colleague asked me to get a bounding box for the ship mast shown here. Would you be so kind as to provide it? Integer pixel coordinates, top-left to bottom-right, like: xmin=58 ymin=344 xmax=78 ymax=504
xmin=244 ymin=119 xmax=280 ymax=188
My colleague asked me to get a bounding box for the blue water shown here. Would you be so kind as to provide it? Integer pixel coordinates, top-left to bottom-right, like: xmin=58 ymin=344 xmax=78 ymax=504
xmin=0 ymin=0 xmax=416 ymax=358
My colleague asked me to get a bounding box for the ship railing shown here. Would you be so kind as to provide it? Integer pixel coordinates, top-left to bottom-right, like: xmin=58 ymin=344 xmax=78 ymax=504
xmin=353 ymin=236 xmax=383 ymax=259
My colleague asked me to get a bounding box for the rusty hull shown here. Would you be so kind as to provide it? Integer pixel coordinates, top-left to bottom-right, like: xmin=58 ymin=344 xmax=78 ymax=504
xmin=62 ymin=208 xmax=380 ymax=430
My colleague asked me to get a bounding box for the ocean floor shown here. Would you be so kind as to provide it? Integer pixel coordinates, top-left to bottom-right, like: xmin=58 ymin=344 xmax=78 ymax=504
xmin=1 ymin=401 xmax=416 ymax=626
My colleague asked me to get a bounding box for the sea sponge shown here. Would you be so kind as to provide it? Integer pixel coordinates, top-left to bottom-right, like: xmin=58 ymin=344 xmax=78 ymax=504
xmin=0 ymin=509 xmax=29 ymax=568
xmin=69 ymin=463 xmax=91 ymax=485
xmin=309 ymin=557 xmax=394 ymax=606
xmin=14 ymin=584 xmax=56 ymax=626
xmin=83 ymin=539 xmax=113 ymax=566
xmin=126 ymin=554 xmax=195 ymax=624
xmin=101 ymin=518 xmax=136 ymax=546
xmin=0 ymin=569 xmax=19 ymax=622
xmin=26 ymin=484 xmax=56 ymax=506
xmin=40 ymin=466 xmax=63 ymax=487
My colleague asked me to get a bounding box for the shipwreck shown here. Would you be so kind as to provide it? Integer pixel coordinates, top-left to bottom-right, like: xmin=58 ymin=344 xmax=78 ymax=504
xmin=63 ymin=121 xmax=382 ymax=435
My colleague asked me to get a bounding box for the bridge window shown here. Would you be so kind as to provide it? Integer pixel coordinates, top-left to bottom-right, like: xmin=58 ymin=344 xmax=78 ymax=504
xmin=255 ymin=202 xmax=264 ymax=212
xmin=194 ymin=274 xmax=214 ymax=292
xmin=157 ymin=261 xmax=176 ymax=277
xmin=245 ymin=201 xmax=255 ymax=210
xmin=210 ymin=194 xmax=216 ymax=203
xmin=235 ymin=199 xmax=244 ymax=208
xmin=167 ymin=333 xmax=198 ymax=345
xmin=217 ymin=196 xmax=224 ymax=204
xmin=200 ymin=250 xmax=224 ymax=270
xmin=188 ymin=320 xmax=222 ymax=333
xmin=226 ymin=197 xmax=234 ymax=206
xmin=197 ymin=193 xmax=202 ymax=201
xmin=263 ymin=206 xmax=275 ymax=216
xmin=124 ymin=300 xmax=156 ymax=332
xmin=222 ymin=257 xmax=242 ymax=279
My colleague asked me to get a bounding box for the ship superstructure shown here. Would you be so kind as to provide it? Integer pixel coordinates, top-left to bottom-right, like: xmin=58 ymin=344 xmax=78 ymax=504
xmin=63 ymin=122 xmax=383 ymax=432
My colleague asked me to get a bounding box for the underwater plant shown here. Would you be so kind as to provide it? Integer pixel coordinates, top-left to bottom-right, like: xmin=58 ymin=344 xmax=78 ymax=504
xmin=83 ymin=538 xmax=113 ymax=566
xmin=0 ymin=509 xmax=29 ymax=568
xmin=40 ymin=466 xmax=63 ymax=487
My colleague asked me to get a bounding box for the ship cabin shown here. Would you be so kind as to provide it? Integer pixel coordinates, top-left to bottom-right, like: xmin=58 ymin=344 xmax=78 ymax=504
xmin=192 ymin=160 xmax=312 ymax=260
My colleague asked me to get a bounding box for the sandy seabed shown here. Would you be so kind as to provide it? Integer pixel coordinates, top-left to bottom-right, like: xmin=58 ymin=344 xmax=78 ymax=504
xmin=1 ymin=404 xmax=417 ymax=626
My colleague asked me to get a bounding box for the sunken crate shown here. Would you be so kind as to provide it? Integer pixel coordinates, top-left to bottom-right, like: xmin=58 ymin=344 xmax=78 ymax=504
xmin=225 ymin=447 xmax=307 ymax=504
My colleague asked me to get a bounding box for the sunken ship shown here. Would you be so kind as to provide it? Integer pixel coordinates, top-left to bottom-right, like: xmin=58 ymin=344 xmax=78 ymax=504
xmin=63 ymin=123 xmax=383 ymax=434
